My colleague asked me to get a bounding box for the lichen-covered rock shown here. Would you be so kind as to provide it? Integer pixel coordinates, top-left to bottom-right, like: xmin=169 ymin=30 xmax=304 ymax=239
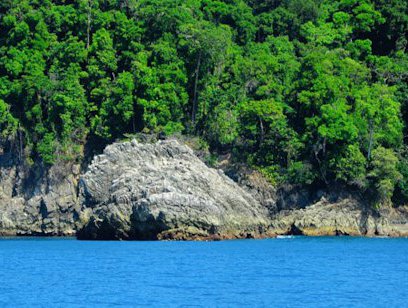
xmin=269 ymin=197 xmax=408 ymax=237
xmin=77 ymin=139 xmax=271 ymax=240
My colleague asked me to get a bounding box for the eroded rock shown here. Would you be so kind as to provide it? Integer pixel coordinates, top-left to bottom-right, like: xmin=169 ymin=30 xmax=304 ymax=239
xmin=1 ymin=138 xmax=408 ymax=240
xmin=269 ymin=197 xmax=408 ymax=237
xmin=77 ymin=139 xmax=271 ymax=240
xmin=0 ymin=152 xmax=81 ymax=236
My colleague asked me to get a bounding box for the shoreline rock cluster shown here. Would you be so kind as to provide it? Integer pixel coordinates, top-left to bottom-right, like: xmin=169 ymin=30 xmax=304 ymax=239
xmin=77 ymin=139 xmax=271 ymax=240
xmin=1 ymin=139 xmax=407 ymax=240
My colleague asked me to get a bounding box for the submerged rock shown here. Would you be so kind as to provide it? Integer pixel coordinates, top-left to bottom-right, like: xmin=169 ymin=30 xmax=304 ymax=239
xmin=77 ymin=139 xmax=271 ymax=240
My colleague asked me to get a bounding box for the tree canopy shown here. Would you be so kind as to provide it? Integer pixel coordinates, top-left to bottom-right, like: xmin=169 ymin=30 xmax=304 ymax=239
xmin=0 ymin=0 xmax=407 ymax=206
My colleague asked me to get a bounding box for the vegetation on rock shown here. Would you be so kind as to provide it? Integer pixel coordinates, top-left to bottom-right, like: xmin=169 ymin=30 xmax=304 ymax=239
xmin=0 ymin=0 xmax=407 ymax=206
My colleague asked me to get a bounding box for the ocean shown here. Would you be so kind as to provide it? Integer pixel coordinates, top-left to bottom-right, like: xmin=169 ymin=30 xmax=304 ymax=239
xmin=0 ymin=237 xmax=407 ymax=307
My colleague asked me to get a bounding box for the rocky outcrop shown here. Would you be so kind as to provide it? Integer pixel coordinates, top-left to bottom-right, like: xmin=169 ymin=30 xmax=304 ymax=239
xmin=1 ymin=138 xmax=408 ymax=239
xmin=0 ymin=151 xmax=81 ymax=236
xmin=77 ymin=139 xmax=271 ymax=240
xmin=222 ymin=164 xmax=278 ymax=215
xmin=269 ymin=197 xmax=408 ymax=237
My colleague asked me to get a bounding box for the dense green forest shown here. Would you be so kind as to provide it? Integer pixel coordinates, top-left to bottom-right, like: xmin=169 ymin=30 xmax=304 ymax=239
xmin=0 ymin=0 xmax=407 ymax=206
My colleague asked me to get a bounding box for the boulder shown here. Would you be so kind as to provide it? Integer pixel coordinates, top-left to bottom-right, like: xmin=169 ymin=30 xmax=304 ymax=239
xmin=77 ymin=139 xmax=271 ymax=240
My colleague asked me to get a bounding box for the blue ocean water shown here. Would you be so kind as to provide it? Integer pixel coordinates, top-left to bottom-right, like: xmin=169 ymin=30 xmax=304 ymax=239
xmin=0 ymin=237 xmax=407 ymax=307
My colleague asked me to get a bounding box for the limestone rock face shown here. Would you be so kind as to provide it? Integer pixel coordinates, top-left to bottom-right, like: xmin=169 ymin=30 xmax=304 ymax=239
xmin=77 ymin=139 xmax=271 ymax=240
xmin=1 ymin=138 xmax=408 ymax=239
xmin=269 ymin=197 xmax=408 ymax=237
xmin=223 ymin=165 xmax=278 ymax=216
xmin=0 ymin=152 xmax=81 ymax=236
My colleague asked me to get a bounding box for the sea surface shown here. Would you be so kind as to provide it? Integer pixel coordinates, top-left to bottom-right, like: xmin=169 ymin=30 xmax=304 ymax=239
xmin=0 ymin=237 xmax=407 ymax=307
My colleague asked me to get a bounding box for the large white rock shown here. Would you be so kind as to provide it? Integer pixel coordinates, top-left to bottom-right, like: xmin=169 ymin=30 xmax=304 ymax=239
xmin=78 ymin=139 xmax=271 ymax=240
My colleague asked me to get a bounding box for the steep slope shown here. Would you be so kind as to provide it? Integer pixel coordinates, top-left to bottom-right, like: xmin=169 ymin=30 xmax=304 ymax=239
xmin=0 ymin=152 xmax=81 ymax=236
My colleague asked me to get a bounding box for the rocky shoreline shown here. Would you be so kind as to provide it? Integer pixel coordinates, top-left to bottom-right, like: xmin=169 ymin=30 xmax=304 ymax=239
xmin=1 ymin=139 xmax=408 ymax=240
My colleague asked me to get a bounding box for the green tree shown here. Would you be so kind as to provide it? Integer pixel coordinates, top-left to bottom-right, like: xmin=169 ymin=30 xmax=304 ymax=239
xmin=0 ymin=99 xmax=18 ymax=139
xmin=368 ymin=147 xmax=401 ymax=205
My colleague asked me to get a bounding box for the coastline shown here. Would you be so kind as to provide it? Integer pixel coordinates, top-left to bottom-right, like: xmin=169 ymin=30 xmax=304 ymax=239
xmin=1 ymin=233 xmax=407 ymax=240
xmin=1 ymin=139 xmax=408 ymax=241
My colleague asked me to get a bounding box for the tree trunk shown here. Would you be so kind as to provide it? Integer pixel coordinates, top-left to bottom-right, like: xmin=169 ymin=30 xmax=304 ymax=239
xmin=314 ymin=140 xmax=328 ymax=184
xmin=191 ymin=51 xmax=202 ymax=124
xmin=87 ymin=1 xmax=92 ymax=49
xmin=18 ymin=124 xmax=23 ymax=162
xmin=367 ymin=120 xmax=374 ymax=160
xmin=259 ymin=116 xmax=265 ymax=146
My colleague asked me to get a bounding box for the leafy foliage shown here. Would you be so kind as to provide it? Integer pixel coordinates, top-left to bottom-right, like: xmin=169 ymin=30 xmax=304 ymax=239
xmin=0 ymin=0 xmax=406 ymax=206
